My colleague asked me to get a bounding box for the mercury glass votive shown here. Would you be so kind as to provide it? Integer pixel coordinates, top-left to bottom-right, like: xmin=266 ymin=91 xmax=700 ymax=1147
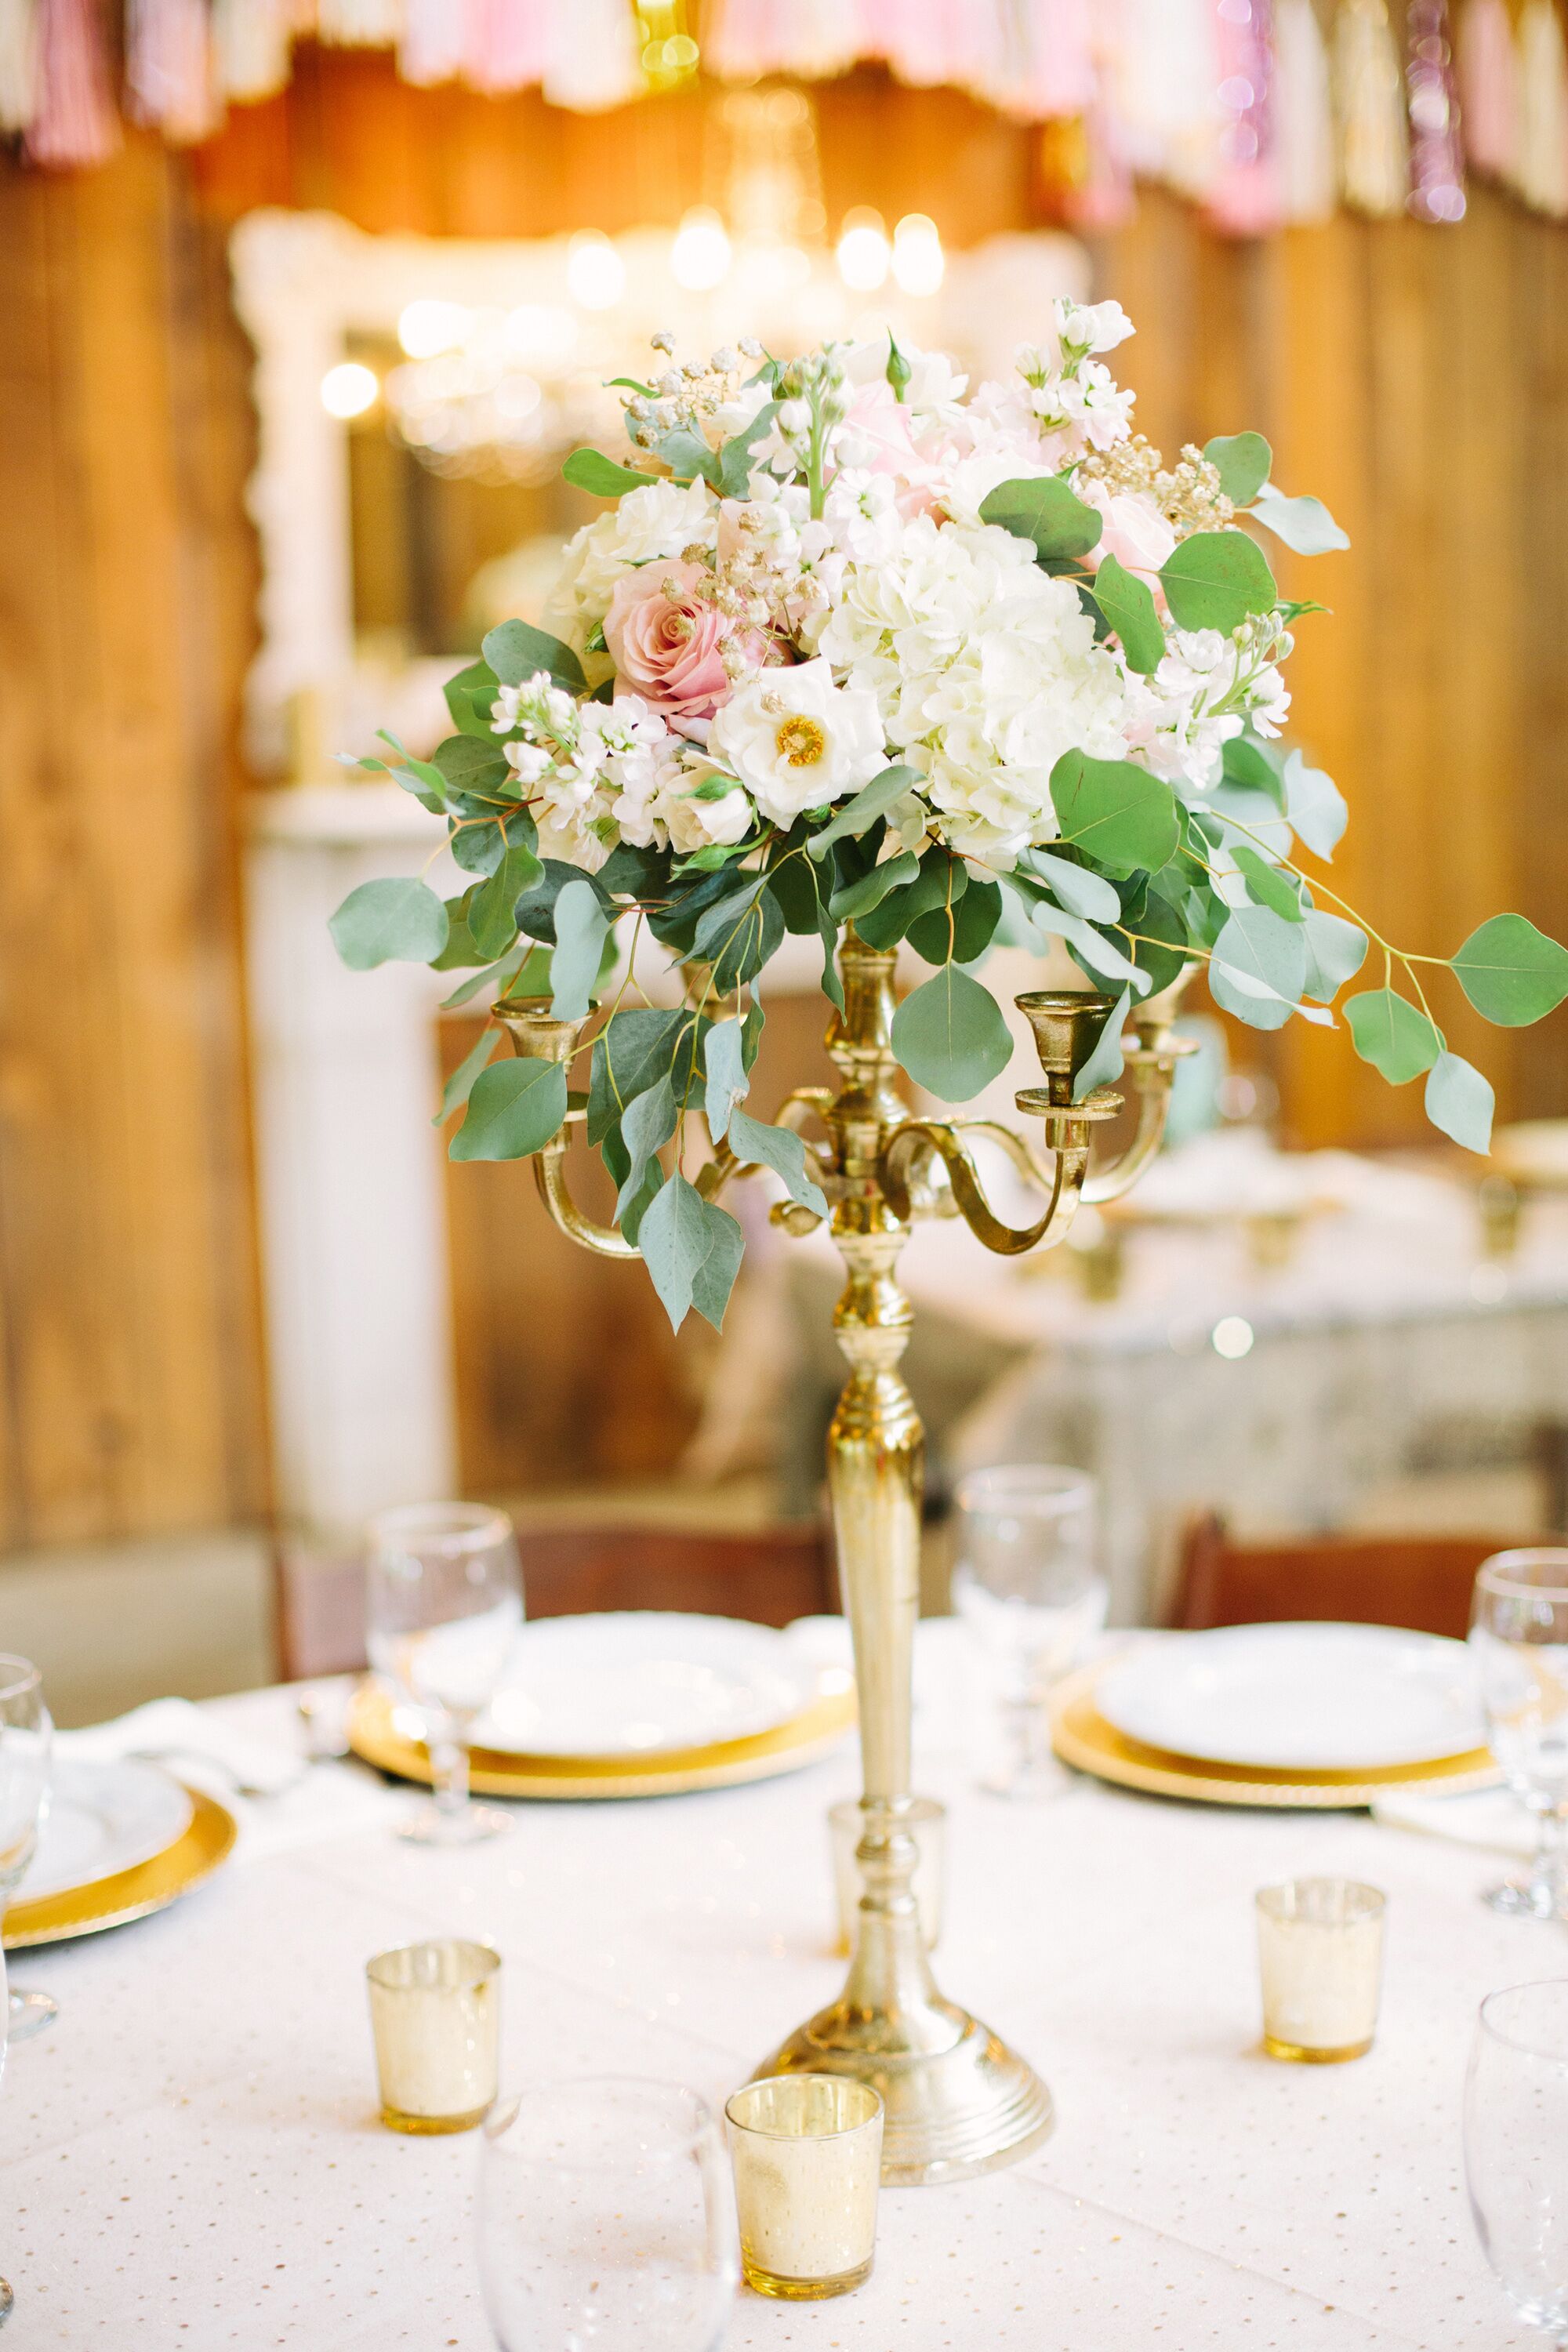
xmin=1256 ymin=1878 xmax=1386 ymax=2063
xmin=829 ymin=1797 xmax=945 ymax=1955
xmin=366 ymin=1938 xmax=501 ymax=2132
xmin=724 ymin=2075 xmax=884 ymax=2299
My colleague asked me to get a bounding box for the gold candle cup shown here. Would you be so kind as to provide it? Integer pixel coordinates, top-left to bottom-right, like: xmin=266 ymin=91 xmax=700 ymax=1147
xmin=724 ymin=2074 xmax=884 ymax=2299
xmin=1255 ymin=1878 xmax=1386 ymax=2063
xmin=829 ymin=1797 xmax=945 ymax=1955
xmin=366 ymin=1938 xmax=501 ymax=2132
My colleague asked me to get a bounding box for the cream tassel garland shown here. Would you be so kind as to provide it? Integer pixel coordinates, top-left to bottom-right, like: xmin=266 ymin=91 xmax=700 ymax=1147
xmin=316 ymin=0 xmax=402 ymax=43
xmin=398 ymin=0 xmax=465 ymax=85
xmin=125 ymin=0 xmax=219 ymax=139
xmin=542 ymin=0 xmax=641 ymax=107
xmin=213 ymin=0 xmax=292 ymax=97
xmin=1456 ymin=0 xmax=1518 ymax=178
xmin=1515 ymin=0 xmax=1568 ymax=213
xmin=1274 ymin=0 xmax=1336 ymax=220
xmin=0 ymin=0 xmax=39 ymax=130
xmin=1334 ymin=0 xmax=1410 ymax=213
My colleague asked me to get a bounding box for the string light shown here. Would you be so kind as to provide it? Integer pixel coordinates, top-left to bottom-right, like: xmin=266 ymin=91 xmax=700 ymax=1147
xmin=836 ymin=206 xmax=891 ymax=292
xmin=670 ymin=206 xmax=731 ymax=291
xmin=566 ymin=230 xmax=626 ymax=311
xmin=397 ymin=300 xmax=471 ymax=358
xmin=319 ymin=361 xmax=379 ymax=418
xmin=891 ymin=213 xmax=944 ymax=296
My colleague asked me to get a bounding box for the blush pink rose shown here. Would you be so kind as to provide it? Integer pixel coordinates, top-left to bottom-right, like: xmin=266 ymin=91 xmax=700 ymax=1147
xmin=1078 ymin=481 xmax=1178 ymax=580
xmin=836 ymin=382 xmax=940 ymax=516
xmin=605 ymin=560 xmax=731 ymax=728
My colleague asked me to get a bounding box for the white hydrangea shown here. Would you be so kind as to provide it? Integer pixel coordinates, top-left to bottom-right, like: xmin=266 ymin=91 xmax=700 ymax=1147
xmin=818 ymin=514 xmax=1133 ymax=861
xmin=542 ymin=478 xmax=718 ymax=650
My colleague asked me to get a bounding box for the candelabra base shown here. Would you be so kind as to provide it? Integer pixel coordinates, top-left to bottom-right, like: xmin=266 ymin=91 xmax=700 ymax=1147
xmin=755 ymin=1994 xmax=1054 ymax=2186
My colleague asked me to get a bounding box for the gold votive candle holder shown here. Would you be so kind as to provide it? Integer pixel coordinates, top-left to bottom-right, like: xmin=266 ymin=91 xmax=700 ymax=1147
xmin=1255 ymin=1878 xmax=1386 ymax=2063
xmin=724 ymin=2074 xmax=884 ymax=2299
xmin=365 ymin=1938 xmax=501 ymax=2132
xmin=829 ymin=1796 xmax=946 ymax=1955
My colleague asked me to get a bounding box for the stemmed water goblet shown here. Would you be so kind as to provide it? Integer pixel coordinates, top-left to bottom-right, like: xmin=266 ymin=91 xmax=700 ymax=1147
xmin=365 ymin=1503 xmax=524 ymax=1846
xmin=1465 ymin=1978 xmax=1568 ymax=2342
xmin=477 ymin=2078 xmax=736 ymax=2351
xmin=1468 ymin=1550 xmax=1568 ymax=1918
xmin=951 ymin=1465 xmax=1105 ymax=1798
xmin=0 ymin=1657 xmax=56 ymax=2038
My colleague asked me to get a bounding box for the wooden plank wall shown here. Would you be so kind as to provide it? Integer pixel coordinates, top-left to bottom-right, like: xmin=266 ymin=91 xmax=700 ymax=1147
xmin=2 ymin=55 xmax=1566 ymax=1520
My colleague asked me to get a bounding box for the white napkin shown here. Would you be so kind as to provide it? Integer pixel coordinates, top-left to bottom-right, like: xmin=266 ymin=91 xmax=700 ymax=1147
xmin=56 ymin=1694 xmax=398 ymax=1863
xmin=1372 ymin=1784 xmax=1534 ymax=1860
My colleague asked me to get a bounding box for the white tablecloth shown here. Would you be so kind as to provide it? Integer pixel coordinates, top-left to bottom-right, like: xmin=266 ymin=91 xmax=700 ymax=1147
xmin=0 ymin=1637 xmax=1549 ymax=2350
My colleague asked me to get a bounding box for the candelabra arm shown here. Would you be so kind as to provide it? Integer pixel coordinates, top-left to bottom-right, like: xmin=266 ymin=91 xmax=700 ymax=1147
xmin=1081 ymin=975 xmax=1201 ymax=1207
xmin=883 ymin=1120 xmax=1082 ymax=1256
xmin=495 ymin=998 xmax=641 ymax=1261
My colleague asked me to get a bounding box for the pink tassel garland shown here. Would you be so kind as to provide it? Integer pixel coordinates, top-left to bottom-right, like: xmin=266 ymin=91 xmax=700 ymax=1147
xmin=125 ymin=0 xmax=218 ymax=140
xmin=1456 ymin=0 xmax=1517 ymax=179
xmin=1406 ymin=0 xmax=1466 ymax=220
xmin=26 ymin=0 xmax=118 ymax=165
xmin=1208 ymin=0 xmax=1283 ymax=236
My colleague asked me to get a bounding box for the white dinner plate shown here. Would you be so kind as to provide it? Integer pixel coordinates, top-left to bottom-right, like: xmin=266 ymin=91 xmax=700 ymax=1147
xmin=1094 ymin=1623 xmax=1486 ymax=1772
xmin=22 ymin=1758 xmax=194 ymax=1904
xmin=452 ymin=1613 xmax=819 ymax=1759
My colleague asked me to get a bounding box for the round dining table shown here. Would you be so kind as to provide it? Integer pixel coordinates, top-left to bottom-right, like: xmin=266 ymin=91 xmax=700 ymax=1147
xmin=0 ymin=1624 xmax=1543 ymax=2349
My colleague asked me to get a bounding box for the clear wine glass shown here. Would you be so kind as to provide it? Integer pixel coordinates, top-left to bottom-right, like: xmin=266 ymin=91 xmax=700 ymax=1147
xmin=1468 ymin=1551 xmax=1568 ymax=1918
xmin=951 ymin=1465 xmax=1105 ymax=1798
xmin=477 ymin=2078 xmax=737 ymax=2352
xmin=365 ymin=1504 xmax=524 ymax=1846
xmin=0 ymin=1657 xmax=56 ymax=2039
xmin=1465 ymin=1979 xmax=1568 ymax=2342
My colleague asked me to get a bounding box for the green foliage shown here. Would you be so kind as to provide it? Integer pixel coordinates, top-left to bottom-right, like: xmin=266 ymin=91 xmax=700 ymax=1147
xmin=482 ymin=619 xmax=586 ymax=695
xmin=703 ymin=1019 xmax=750 ymax=1142
xmin=1344 ymin=989 xmax=1443 ymax=1083
xmin=433 ymin=733 xmax=512 ymax=797
xmin=638 ymin=1173 xmax=745 ymax=1333
xmin=807 ymin=766 xmax=922 ymax=858
xmin=1208 ymin=905 xmax=1307 ymax=1030
xmin=726 ymin=1110 xmax=829 ymax=1217
xmin=979 ymin=474 xmax=1103 ymax=565
xmin=1283 ymin=749 xmax=1347 ymax=861
xmin=615 ymin=1076 xmax=677 ymax=1220
xmin=1087 ymin=554 xmax=1165 ymax=674
xmin=1221 ymin=732 xmax=1286 ymax=808
xmin=1451 ymin=914 xmax=1568 ymax=1026
xmin=443 ymin=658 xmax=502 ymax=739
xmin=1123 ymin=887 xmax=1192 ymax=996
xmin=562 ymin=447 xmax=649 ymax=497
xmin=1072 ymin=985 xmax=1130 ymax=1103
xmin=829 ymin=849 xmax=919 ymax=924
xmin=694 ymin=878 xmax=784 ymax=991
xmin=588 ymin=1007 xmax=706 ymax=1145
xmin=1203 ymin=432 xmax=1272 ymax=506
xmin=470 ymin=841 xmax=544 ymax=958
xmin=1299 ymin=909 xmax=1368 ymax=1001
xmin=1232 ymin=845 xmax=1305 ymax=924
xmin=433 ymin=1026 xmax=501 ymax=1126
xmin=1021 ymin=849 xmax=1120 ymax=924
xmin=1050 ymin=750 xmax=1181 ymax=879
xmin=448 ymin=1057 xmax=567 ymax=1160
xmin=329 ymin=878 xmax=449 ymax=971
xmin=1425 ymin=1051 xmax=1495 ymax=1154
xmin=1158 ymin=530 xmax=1276 ymax=634
xmin=891 ymin=964 xmax=1014 ymax=1102
xmin=549 ymin=879 xmax=612 ymax=1020
xmin=1250 ymin=487 xmax=1350 ymax=555
xmin=908 ymin=877 xmax=1002 ymax=967
xmin=716 ymin=402 xmax=779 ymax=497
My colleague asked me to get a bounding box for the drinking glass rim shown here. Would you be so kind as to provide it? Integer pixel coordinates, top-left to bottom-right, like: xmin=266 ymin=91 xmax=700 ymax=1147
xmin=1474 ymin=1548 xmax=1568 ymax=1602
xmin=0 ymin=1657 xmax=42 ymax=1708
xmin=1255 ymin=1875 xmax=1386 ymax=1925
xmin=368 ymin=1501 xmax=514 ymax=1555
xmin=1476 ymin=1977 xmax=1568 ymax=2064
xmin=482 ymin=2075 xmax=720 ymax=2170
xmin=953 ymin=1465 xmax=1096 ymax=1516
xmin=724 ymin=2074 xmax=884 ymax=2141
xmin=365 ymin=1936 xmax=501 ymax=1993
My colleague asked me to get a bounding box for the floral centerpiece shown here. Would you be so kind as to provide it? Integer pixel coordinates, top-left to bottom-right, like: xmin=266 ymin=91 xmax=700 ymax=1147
xmin=332 ymin=300 xmax=1568 ymax=1332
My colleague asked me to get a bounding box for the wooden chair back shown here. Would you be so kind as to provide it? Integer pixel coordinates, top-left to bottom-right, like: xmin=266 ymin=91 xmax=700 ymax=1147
xmin=273 ymin=1519 xmax=836 ymax=1683
xmin=1169 ymin=1512 xmax=1522 ymax=1642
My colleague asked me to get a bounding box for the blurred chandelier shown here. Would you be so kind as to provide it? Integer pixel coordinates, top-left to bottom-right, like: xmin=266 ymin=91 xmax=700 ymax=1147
xmin=358 ymin=88 xmax=948 ymax=486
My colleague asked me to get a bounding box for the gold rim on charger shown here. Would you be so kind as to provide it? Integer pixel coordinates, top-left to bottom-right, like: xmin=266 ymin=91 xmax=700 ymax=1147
xmin=1051 ymin=1660 xmax=1501 ymax=1809
xmin=348 ymin=1676 xmax=857 ymax=1800
xmin=4 ymin=1787 xmax=238 ymax=1949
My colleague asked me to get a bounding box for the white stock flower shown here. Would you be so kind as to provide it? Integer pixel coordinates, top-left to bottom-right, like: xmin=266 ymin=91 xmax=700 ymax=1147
xmin=708 ymin=657 xmax=886 ymax=827
xmin=1056 ymin=298 xmax=1135 ymax=358
xmin=542 ymin=478 xmax=718 ymax=648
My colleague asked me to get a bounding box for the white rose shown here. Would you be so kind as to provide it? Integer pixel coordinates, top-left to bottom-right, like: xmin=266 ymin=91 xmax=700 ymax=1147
xmin=543 ymin=477 xmax=718 ymax=645
xmin=661 ymin=762 xmax=755 ymax=853
xmin=708 ymin=658 xmax=887 ymax=828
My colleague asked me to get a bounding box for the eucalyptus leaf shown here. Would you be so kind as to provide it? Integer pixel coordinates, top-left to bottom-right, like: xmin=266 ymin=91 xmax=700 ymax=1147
xmin=448 ymin=1057 xmax=567 ymax=1160
xmin=1209 ymin=905 xmax=1307 ymax=1030
xmin=550 ymin=879 xmax=611 ymax=1020
xmin=1232 ymin=844 xmax=1305 ymax=924
xmin=807 ymin=765 xmax=923 ymax=858
xmin=440 ymin=940 xmax=531 ymax=1006
xmin=891 ymin=964 xmax=1014 ymax=1102
xmin=562 ymin=447 xmax=649 ymax=497
xmin=1022 ymin=896 xmax=1150 ymax=993
xmin=652 ymin=426 xmax=721 ymax=487
xmin=1087 ymin=554 xmax=1165 ymax=674
xmin=1300 ymin=909 xmax=1368 ymax=1001
xmin=433 ymin=1026 xmax=501 ymax=1126
xmin=1344 ymin=989 xmax=1443 ymax=1083
xmin=1204 ymin=431 xmax=1272 ymax=506
xmin=703 ymin=1018 xmax=750 ymax=1144
xmin=1050 ymin=750 xmax=1181 ymax=879
xmin=979 ymin=474 xmax=1103 ymax=563
xmin=432 ymin=733 xmax=511 ymax=797
xmin=694 ymin=879 xmax=784 ymax=990
xmin=588 ymin=1008 xmax=703 ymax=1143
xmin=1452 ymin=914 xmax=1568 ymax=1027
xmin=716 ymin=401 xmax=779 ymax=498
xmin=638 ymin=1173 xmax=745 ymax=1333
xmin=1022 ymin=851 xmax=1121 ymax=924
xmin=1159 ymin=531 xmax=1276 ymax=633
xmin=727 ymin=1109 xmax=829 ymax=1218
xmin=908 ymin=877 xmax=1002 ymax=967
xmin=482 ymin=619 xmax=586 ymax=695
xmin=1072 ymin=985 xmax=1130 ymax=1103
xmin=615 ymin=1075 xmax=677 ymax=1221
xmin=1221 ymin=733 xmax=1286 ymax=807
xmin=1250 ymin=486 xmax=1350 ymax=555
xmin=329 ymin=878 xmax=449 ymax=971
xmin=1283 ymin=749 xmax=1348 ymax=861
xmin=1425 ymin=1051 xmax=1495 ymax=1154
xmin=855 ymin=848 xmax=964 ymax=949
xmin=829 ymin=849 xmax=919 ymax=924
xmin=470 ymin=840 xmax=544 ymax=958
xmin=443 ymin=658 xmax=500 ymax=740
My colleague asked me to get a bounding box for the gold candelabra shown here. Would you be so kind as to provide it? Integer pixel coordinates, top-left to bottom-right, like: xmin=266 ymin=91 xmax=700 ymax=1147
xmin=499 ymin=932 xmax=1192 ymax=2185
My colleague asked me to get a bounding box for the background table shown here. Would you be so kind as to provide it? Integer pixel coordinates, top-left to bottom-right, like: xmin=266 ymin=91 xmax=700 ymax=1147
xmin=0 ymin=1638 xmax=1546 ymax=2349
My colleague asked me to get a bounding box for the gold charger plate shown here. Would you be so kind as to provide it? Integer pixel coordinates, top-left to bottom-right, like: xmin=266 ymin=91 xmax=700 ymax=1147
xmin=348 ymin=1678 xmax=857 ymax=1800
xmin=5 ymin=1787 xmax=238 ymax=1949
xmin=1051 ymin=1661 xmax=1501 ymax=1809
